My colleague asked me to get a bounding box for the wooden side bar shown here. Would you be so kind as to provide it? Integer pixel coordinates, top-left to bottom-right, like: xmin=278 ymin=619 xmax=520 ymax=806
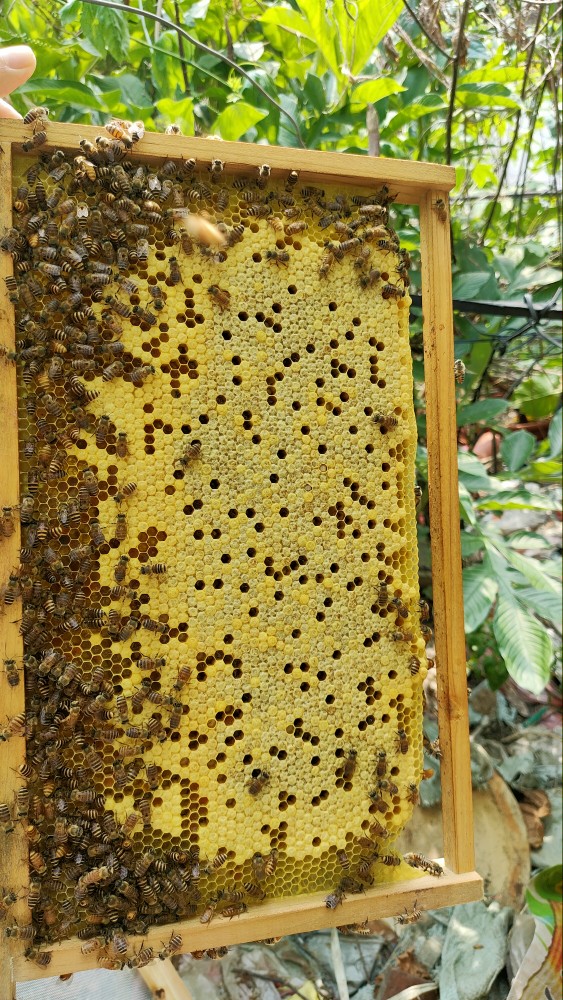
xmin=0 ymin=138 xmax=29 ymax=1000
xmin=13 ymin=869 xmax=482 ymax=981
xmin=419 ymin=190 xmax=476 ymax=876
xmin=0 ymin=120 xmax=455 ymax=205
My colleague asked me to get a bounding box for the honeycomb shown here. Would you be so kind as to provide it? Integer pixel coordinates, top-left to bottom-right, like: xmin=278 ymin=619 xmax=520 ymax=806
xmin=2 ymin=133 xmax=430 ymax=948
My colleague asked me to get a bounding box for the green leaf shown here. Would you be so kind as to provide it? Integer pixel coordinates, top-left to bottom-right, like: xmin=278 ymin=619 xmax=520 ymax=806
xmin=59 ymin=0 xmax=81 ymax=25
xmin=513 ymin=587 xmax=563 ymax=627
xmin=335 ymin=0 xmax=403 ymax=75
xmin=459 ymin=483 xmax=478 ymax=524
xmin=452 ymin=271 xmax=498 ymax=299
xmin=382 ymin=95 xmax=446 ymax=135
xmin=304 ymin=74 xmax=326 ymax=112
xmin=461 ymin=532 xmax=485 ymax=557
xmin=214 ymin=102 xmax=267 ymax=141
xmin=458 ymin=452 xmax=499 ymax=492
xmin=350 ymin=79 xmax=406 ymax=111
xmin=16 ymin=78 xmax=103 ymax=111
xmin=471 ymin=163 xmax=497 ymax=189
xmin=548 ymin=409 xmax=562 ymax=458
xmin=476 ymin=489 xmax=559 ymax=512
xmin=500 ymin=430 xmax=536 ymax=472
xmin=459 ymin=66 xmax=525 ymax=85
xmin=297 ymin=0 xmax=341 ymax=78
xmin=151 ymin=31 xmax=190 ymax=97
xmin=520 ymin=459 xmax=563 ymax=483
xmin=463 ymin=564 xmax=498 ymax=632
xmin=80 ymin=4 xmax=130 ymax=62
xmin=490 ymin=538 xmax=562 ymax=596
xmin=155 ymin=97 xmax=194 ymax=135
xmin=493 ymin=595 xmax=552 ymax=694
xmin=513 ymin=371 xmax=562 ymax=421
xmin=456 ymin=90 xmax=520 ymax=110
xmin=183 ymin=0 xmax=211 ymax=27
xmin=456 ymin=398 xmax=509 ymax=427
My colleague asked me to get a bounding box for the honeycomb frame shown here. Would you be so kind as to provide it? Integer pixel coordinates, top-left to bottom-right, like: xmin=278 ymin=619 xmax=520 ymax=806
xmin=0 ymin=120 xmax=482 ymax=990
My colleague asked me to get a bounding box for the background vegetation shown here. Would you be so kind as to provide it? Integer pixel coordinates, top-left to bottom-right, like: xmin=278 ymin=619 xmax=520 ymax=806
xmin=2 ymin=0 xmax=561 ymax=697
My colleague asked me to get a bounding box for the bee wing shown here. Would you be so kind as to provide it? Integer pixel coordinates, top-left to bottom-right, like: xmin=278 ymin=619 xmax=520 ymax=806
xmin=171 ymin=210 xmax=226 ymax=247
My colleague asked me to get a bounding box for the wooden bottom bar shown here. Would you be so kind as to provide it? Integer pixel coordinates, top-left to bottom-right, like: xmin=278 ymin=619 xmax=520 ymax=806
xmin=10 ymin=870 xmax=482 ymax=986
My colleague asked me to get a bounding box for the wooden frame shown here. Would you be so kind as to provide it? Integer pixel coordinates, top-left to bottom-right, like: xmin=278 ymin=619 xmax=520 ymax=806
xmin=0 ymin=120 xmax=482 ymax=995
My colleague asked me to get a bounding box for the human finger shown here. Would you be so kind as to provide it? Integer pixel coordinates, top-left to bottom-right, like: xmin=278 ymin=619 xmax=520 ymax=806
xmin=0 ymin=46 xmax=36 ymax=103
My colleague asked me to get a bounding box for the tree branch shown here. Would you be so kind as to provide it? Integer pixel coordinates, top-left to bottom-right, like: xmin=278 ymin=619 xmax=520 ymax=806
xmin=63 ymin=0 xmax=306 ymax=146
xmin=445 ymin=0 xmax=471 ymax=165
xmin=401 ymin=0 xmax=452 ymax=61
xmin=480 ymin=5 xmax=543 ymax=242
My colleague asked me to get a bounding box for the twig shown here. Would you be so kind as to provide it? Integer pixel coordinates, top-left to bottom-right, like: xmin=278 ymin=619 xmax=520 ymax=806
xmin=400 ymin=0 xmax=452 ymax=60
xmin=444 ymin=0 xmax=471 ymax=165
xmin=366 ymin=103 xmax=380 ymax=157
xmin=331 ymin=927 xmax=350 ymax=1000
xmin=63 ymin=0 xmax=306 ymax=146
xmin=480 ymin=5 xmax=543 ymax=242
xmin=172 ymin=0 xmax=190 ymax=96
xmin=394 ymin=23 xmax=448 ymax=86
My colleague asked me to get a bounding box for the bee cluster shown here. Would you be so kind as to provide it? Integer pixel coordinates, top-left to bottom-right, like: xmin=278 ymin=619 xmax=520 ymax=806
xmin=1 ymin=119 xmax=435 ymax=958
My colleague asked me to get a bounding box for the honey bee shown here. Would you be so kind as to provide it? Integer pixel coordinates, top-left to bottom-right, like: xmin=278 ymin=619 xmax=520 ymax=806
xmin=200 ymin=896 xmax=220 ymax=924
xmin=81 ymin=937 xmax=103 ymax=955
xmin=265 ymin=249 xmax=290 ymax=267
xmin=128 ymin=945 xmax=154 ymax=969
xmin=114 ymin=555 xmax=129 ymax=582
xmin=337 ymin=850 xmax=350 ymax=871
xmin=433 ymin=198 xmax=448 ymax=222
xmin=264 ymin=849 xmax=278 ymax=877
xmin=22 ymin=131 xmax=47 ymax=151
xmin=6 ymin=924 xmax=36 ymax=940
xmin=414 ymin=484 xmax=422 ymax=507
xmin=209 ymin=158 xmax=224 ymax=180
xmin=325 ymin=885 xmax=346 ymax=909
xmin=29 ymin=851 xmax=47 ymax=875
xmin=0 ymin=889 xmax=18 ymax=917
xmin=379 ymin=854 xmax=401 ymax=867
xmin=4 ymin=659 xmax=20 ymax=687
xmin=130 ymin=365 xmax=155 ymax=387
xmin=359 ymin=204 xmax=387 ymax=221
xmin=403 ymin=853 xmax=443 ymax=876
xmin=368 ymin=790 xmax=387 ymax=813
xmin=74 ymin=155 xmax=97 ymax=181
xmin=359 ymin=268 xmax=381 ymax=289
xmin=140 ymin=561 xmax=167 ymax=575
xmin=174 ymin=665 xmax=191 ymax=690
xmin=454 ymin=359 xmax=466 ymax=384
xmin=395 ymin=729 xmax=409 ymax=754
xmin=137 ymin=656 xmax=166 ymax=671
xmin=397 ymin=900 xmax=422 ymax=924
xmin=375 ymin=750 xmax=387 ymax=778
xmin=166 ymin=255 xmax=182 ymax=285
xmin=267 ymin=216 xmax=284 ymax=233
xmin=373 ymin=412 xmax=399 ymax=432
xmin=381 ymin=282 xmax=404 ymax=300
xmin=158 ymin=932 xmax=183 ymax=959
xmin=89 ymin=519 xmax=106 ymax=548
xmin=114 ymin=482 xmax=137 ymax=503
xmin=406 ymin=783 xmax=420 ymax=806
xmin=175 ymin=441 xmax=201 ymax=468
xmin=409 ymin=656 xmax=421 ymax=675
xmin=23 ymin=106 xmax=49 ymax=127
xmin=285 ymin=221 xmax=308 ymax=235
xmin=246 ymin=769 xmax=270 ymax=795
xmin=208 ymin=284 xmax=231 ymax=310
xmin=165 ymin=124 xmax=183 ymax=134
xmin=221 ymin=902 xmax=248 ymax=919
xmin=0 ymin=802 xmax=14 ymax=833
xmin=342 ymin=749 xmax=358 ymax=780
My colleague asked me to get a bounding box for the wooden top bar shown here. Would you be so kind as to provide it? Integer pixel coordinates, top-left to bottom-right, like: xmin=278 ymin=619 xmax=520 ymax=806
xmin=0 ymin=120 xmax=456 ymax=205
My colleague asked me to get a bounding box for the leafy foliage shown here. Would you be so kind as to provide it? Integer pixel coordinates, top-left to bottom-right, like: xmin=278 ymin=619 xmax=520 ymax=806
xmin=1 ymin=0 xmax=561 ymax=693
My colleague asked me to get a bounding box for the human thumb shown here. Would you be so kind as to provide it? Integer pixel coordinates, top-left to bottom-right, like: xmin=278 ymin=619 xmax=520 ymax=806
xmin=0 ymin=46 xmax=36 ymax=101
